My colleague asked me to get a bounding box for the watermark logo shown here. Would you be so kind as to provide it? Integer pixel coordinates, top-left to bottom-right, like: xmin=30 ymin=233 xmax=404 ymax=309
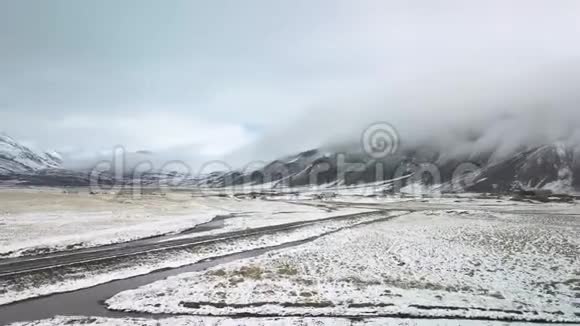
xmin=361 ymin=122 xmax=399 ymax=159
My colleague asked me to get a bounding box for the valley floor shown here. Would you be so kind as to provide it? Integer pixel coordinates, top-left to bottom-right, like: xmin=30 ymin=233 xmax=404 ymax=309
xmin=0 ymin=188 xmax=361 ymax=258
xmin=0 ymin=187 xmax=578 ymax=325
xmin=7 ymin=316 xmax=576 ymax=326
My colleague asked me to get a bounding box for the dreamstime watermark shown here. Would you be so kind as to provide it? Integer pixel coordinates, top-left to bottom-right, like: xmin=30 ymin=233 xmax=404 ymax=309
xmin=361 ymin=122 xmax=399 ymax=159
xmin=86 ymin=122 xmax=481 ymax=201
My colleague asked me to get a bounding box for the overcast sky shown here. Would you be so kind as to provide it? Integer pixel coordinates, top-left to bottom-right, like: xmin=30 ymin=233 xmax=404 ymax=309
xmin=2 ymin=1 xmax=580 ymax=166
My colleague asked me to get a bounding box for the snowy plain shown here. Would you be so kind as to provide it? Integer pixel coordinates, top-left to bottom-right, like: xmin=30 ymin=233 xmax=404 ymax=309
xmin=1 ymin=186 xmax=579 ymax=325
xmin=7 ymin=315 xmax=575 ymax=326
xmin=0 ymin=188 xmax=218 ymax=257
xmin=0 ymin=207 xmax=387 ymax=305
xmin=0 ymin=188 xmax=364 ymax=258
xmin=107 ymin=208 xmax=580 ymax=323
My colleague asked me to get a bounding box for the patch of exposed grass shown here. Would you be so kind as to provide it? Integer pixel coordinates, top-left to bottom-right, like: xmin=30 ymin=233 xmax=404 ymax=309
xmin=277 ymin=262 xmax=299 ymax=276
xmin=233 ymin=265 xmax=265 ymax=280
xmin=207 ymin=269 xmax=227 ymax=277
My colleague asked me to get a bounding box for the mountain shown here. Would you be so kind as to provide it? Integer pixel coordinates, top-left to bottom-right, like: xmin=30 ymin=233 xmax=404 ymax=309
xmin=470 ymin=143 xmax=579 ymax=193
xmin=0 ymin=134 xmax=62 ymax=174
xmin=1 ymin=131 xmax=578 ymax=194
xmin=202 ymin=142 xmax=580 ymax=193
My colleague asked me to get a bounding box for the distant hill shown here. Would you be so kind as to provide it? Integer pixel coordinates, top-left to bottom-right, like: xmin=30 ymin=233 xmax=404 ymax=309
xmin=200 ymin=143 xmax=580 ymax=193
xmin=0 ymin=133 xmax=62 ymax=174
xmin=1 ymin=131 xmax=578 ymax=194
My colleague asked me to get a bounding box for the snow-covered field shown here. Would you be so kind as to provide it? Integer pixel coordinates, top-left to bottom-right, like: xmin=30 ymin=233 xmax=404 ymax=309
xmin=327 ymin=192 xmax=580 ymax=213
xmin=2 ymin=187 xmax=579 ymax=325
xmin=8 ymin=315 xmax=573 ymax=326
xmin=107 ymin=209 xmax=580 ymax=323
xmin=160 ymin=199 xmax=368 ymax=242
xmin=0 ymin=188 xmax=219 ymax=257
xmin=0 ymin=209 xmax=390 ymax=305
xmin=0 ymin=188 xmax=362 ymax=257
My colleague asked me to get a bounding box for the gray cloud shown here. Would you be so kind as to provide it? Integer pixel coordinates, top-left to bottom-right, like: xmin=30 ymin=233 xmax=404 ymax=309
xmin=1 ymin=0 xmax=580 ymax=168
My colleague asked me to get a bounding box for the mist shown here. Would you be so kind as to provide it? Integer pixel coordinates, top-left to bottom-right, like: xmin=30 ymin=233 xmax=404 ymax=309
xmin=226 ymin=62 xmax=580 ymax=168
xmin=2 ymin=0 xmax=580 ymax=171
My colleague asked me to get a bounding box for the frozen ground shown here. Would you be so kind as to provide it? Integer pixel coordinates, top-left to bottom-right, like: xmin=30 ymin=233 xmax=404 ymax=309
xmin=0 ymin=188 xmax=218 ymax=257
xmin=8 ymin=315 xmax=574 ymax=326
xmin=160 ymin=199 xmax=368 ymax=242
xmin=2 ymin=187 xmax=579 ymax=325
xmin=326 ymin=192 xmax=580 ymax=213
xmin=108 ymin=209 xmax=580 ymax=323
xmin=0 ymin=209 xmax=391 ymax=305
xmin=0 ymin=188 xmax=360 ymax=258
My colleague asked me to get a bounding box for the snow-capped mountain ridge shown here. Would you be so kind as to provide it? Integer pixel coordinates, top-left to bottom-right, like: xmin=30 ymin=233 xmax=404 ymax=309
xmin=0 ymin=133 xmax=62 ymax=174
xmin=1 ymin=131 xmax=579 ymax=193
xmin=470 ymin=142 xmax=580 ymax=192
xmin=199 ymin=142 xmax=580 ymax=193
